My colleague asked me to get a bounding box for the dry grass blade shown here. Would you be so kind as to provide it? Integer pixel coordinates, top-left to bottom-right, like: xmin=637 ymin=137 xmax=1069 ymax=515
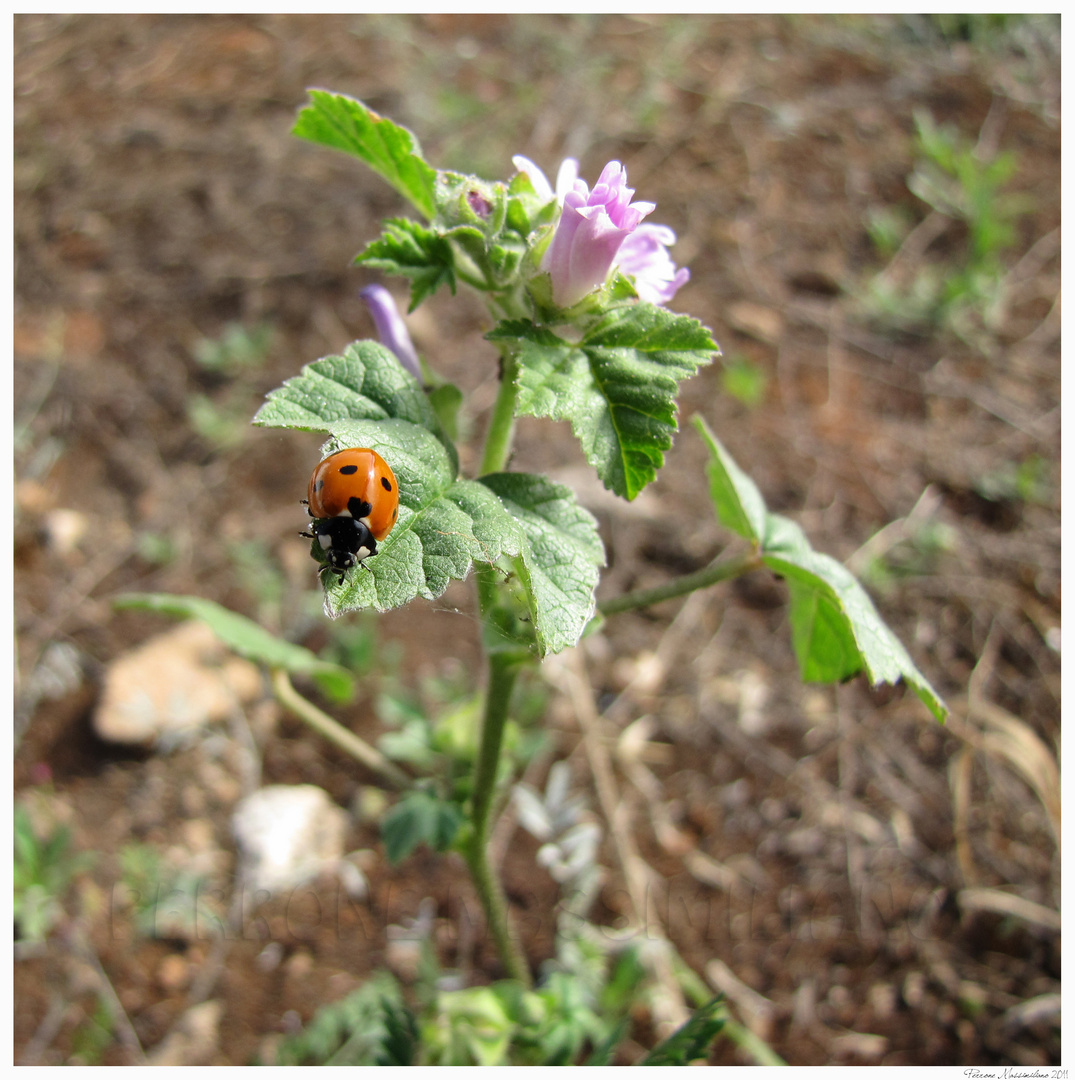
xmin=971 ymin=699 xmax=1060 ymax=846
xmin=957 ymin=887 xmax=1061 ymax=934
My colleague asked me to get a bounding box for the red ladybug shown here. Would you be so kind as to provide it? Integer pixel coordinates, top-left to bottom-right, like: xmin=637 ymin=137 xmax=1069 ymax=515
xmin=301 ymin=447 xmax=399 ymax=581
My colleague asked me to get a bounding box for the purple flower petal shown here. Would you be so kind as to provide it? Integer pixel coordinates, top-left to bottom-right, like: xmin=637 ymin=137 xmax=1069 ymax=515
xmin=360 ymin=285 xmax=422 ymax=380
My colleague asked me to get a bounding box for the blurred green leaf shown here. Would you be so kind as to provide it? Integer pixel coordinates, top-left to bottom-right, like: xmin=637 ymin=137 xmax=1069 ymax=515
xmin=640 ymin=995 xmax=725 ymax=1065
xmin=382 ymin=790 xmax=464 ymax=864
xmin=112 ymin=592 xmax=354 ymax=701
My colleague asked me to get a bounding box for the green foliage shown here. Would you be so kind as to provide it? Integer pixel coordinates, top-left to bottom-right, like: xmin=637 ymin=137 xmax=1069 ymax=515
xmin=192 ymin=321 xmax=273 ymax=374
xmin=694 ymin=416 xmax=947 ymax=722
xmin=492 ymin=305 xmax=719 ymax=500
xmin=975 ymin=453 xmax=1052 ymax=506
xmin=640 ymin=995 xmax=726 ymax=1065
xmin=862 ymin=109 xmax=1031 ymax=341
xmin=69 ymin=999 xmax=115 ymax=1065
xmin=186 ymin=392 xmax=252 ymax=450
xmin=14 ymin=804 xmax=91 ymax=943
xmin=112 ymin=592 xmax=354 ymax=701
xmin=356 ymin=217 xmax=458 ymax=310
xmin=255 ymin=339 xmax=603 ymax=654
xmin=117 ymin=843 xmax=220 ymax=939
xmin=382 ymin=789 xmax=465 ymax=864
xmin=293 ymin=91 xmax=438 ymax=219
xmin=273 ymin=972 xmax=419 ymax=1065
xmin=720 ymin=355 xmax=768 ymax=408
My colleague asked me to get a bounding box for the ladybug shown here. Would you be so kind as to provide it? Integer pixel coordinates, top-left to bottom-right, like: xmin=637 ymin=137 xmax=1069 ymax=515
xmin=301 ymin=447 xmax=399 ymax=582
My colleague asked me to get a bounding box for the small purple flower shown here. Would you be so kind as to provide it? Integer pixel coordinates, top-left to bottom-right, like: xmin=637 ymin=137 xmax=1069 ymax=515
xmin=613 ymin=224 xmax=691 ymax=305
xmin=360 ymin=285 xmax=422 ymax=380
xmin=542 ymin=160 xmax=656 ymax=309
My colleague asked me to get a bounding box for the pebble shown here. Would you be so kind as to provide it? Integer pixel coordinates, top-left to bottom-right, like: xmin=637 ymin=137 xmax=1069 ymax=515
xmin=93 ymin=620 xmax=261 ymax=746
xmin=231 ymin=784 xmax=349 ymax=895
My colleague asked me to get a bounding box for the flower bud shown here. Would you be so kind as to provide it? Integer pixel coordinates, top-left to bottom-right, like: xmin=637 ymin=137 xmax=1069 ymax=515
xmin=360 ymin=285 xmax=422 ymax=380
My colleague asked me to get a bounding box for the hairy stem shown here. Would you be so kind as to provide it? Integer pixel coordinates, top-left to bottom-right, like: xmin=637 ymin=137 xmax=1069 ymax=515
xmin=463 ymin=652 xmax=531 ymax=986
xmin=598 ymin=550 xmax=763 ymax=617
xmin=479 ymin=350 xmax=519 ymax=476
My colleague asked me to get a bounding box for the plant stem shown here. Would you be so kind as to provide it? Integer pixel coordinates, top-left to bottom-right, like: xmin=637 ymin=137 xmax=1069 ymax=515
xmin=463 ymin=652 xmax=531 ymax=986
xmin=597 ymin=550 xmax=763 ymax=617
xmin=271 ymin=669 xmax=409 ymax=789
xmin=479 ymin=350 xmax=519 ymax=476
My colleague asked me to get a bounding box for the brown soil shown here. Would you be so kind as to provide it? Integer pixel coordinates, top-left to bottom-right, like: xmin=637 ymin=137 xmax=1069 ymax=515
xmin=15 ymin=14 xmax=1060 ymax=1066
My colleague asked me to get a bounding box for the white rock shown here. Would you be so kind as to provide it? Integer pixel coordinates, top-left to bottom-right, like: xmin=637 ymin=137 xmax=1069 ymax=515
xmin=232 ymin=784 xmax=349 ymax=895
xmin=93 ymin=620 xmax=261 ymax=745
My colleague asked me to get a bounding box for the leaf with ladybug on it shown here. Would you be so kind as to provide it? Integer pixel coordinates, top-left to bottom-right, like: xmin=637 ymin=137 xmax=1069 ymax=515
xmin=253 ymin=340 xmax=603 ymax=656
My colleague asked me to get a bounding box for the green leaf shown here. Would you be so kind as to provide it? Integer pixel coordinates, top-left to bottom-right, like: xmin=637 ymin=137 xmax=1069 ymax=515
xmin=315 ymin=417 xmax=519 ymax=616
xmin=253 ymin=339 xmax=435 ymax=431
xmin=492 ymin=305 xmax=718 ymax=500
xmin=761 ymin=514 xmax=947 ymax=722
xmin=382 ymin=790 xmax=464 ymax=864
xmin=274 ymin=973 xmax=417 ymax=1066
xmin=692 ymin=415 xmax=766 ymax=543
xmin=479 ymin=473 xmax=605 ymax=656
xmin=252 ymin=338 xmax=458 ymax=478
xmin=356 ymin=218 xmax=457 ymax=310
xmin=113 ymin=593 xmax=354 ymax=701
xmin=293 ymin=90 xmax=436 ymax=219
xmin=640 ymin=995 xmax=725 ymax=1065
xmin=696 ymin=424 xmax=947 ymax=722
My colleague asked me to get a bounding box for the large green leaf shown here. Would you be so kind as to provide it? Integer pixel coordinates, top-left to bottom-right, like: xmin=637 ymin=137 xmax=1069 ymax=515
xmin=761 ymin=514 xmax=947 ymax=722
xmin=695 ymin=419 xmax=947 ymax=722
xmin=293 ymin=90 xmax=436 ymax=219
xmin=492 ymin=305 xmax=718 ymax=500
xmin=113 ymin=592 xmax=353 ymax=700
xmin=252 ymin=338 xmax=458 ymax=481
xmin=479 ymin=472 xmax=605 ymax=656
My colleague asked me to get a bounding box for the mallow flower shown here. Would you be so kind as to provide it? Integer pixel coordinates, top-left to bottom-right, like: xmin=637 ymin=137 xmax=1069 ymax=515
xmin=360 ymin=285 xmax=422 ymax=380
xmin=513 ymin=156 xmax=689 ymax=309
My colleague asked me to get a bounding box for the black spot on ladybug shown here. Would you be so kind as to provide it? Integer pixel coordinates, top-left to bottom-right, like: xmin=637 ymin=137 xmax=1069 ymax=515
xmin=391 ymin=507 xmax=398 ymax=522
xmin=381 ymin=476 xmax=392 ymax=491
xmin=347 ymin=496 xmax=373 ymax=518
xmin=339 ymin=464 xmax=359 ymax=475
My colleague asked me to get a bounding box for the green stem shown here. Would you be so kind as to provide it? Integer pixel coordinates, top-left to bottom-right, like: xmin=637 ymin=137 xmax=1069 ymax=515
xmin=271 ymin=669 xmax=409 ymax=789
xmin=464 ymin=652 xmax=531 ymax=986
xmin=598 ymin=550 xmax=762 ymax=617
xmin=479 ymin=350 xmax=519 ymax=476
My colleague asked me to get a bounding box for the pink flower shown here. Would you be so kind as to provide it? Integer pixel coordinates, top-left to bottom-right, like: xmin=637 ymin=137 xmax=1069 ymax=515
xmin=360 ymin=285 xmax=422 ymax=380
xmin=513 ymin=156 xmax=689 ymax=309
xmin=542 ymin=160 xmax=655 ymax=308
xmin=613 ymin=224 xmax=691 ymax=305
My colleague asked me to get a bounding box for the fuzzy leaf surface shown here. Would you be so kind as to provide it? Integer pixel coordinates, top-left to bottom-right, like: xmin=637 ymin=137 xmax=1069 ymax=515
xmin=293 ymin=90 xmax=436 ymax=218
xmin=313 ymin=418 xmax=519 ymax=618
xmin=492 ymin=305 xmax=718 ymax=500
xmin=252 ymin=339 xmax=457 ymax=476
xmin=479 ymin=472 xmax=605 ymax=655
